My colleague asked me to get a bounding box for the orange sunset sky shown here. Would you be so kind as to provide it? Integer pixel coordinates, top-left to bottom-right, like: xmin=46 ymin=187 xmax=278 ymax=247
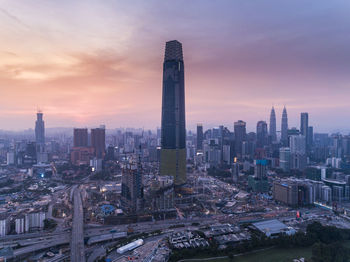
xmin=1 ymin=0 xmax=350 ymax=132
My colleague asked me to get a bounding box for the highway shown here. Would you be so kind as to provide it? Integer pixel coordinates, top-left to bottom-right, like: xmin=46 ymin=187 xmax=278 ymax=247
xmin=13 ymin=234 xmax=70 ymax=257
xmin=70 ymin=187 xmax=86 ymax=262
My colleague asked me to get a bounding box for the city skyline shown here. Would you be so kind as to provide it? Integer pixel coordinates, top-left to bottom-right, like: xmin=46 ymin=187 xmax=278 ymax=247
xmin=2 ymin=2 xmax=350 ymax=261
xmin=1 ymin=0 xmax=350 ymax=132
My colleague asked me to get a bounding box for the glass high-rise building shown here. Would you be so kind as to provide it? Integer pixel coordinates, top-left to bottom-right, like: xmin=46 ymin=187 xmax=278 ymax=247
xmin=91 ymin=127 xmax=106 ymax=159
xmin=35 ymin=111 xmax=45 ymax=145
xmin=196 ymin=124 xmax=203 ymax=151
xmin=269 ymin=106 xmax=277 ymax=142
xmin=281 ymin=106 xmax=288 ymax=146
xmin=256 ymin=121 xmax=268 ymax=148
xmin=300 ymin=112 xmax=309 ymax=151
xmin=73 ymin=128 xmax=88 ymax=147
xmin=160 ymin=40 xmax=186 ymax=186
xmin=234 ymin=120 xmax=246 ymax=158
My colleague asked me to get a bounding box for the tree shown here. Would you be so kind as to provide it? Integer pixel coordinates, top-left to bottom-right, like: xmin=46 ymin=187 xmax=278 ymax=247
xmin=43 ymin=218 xmax=57 ymax=230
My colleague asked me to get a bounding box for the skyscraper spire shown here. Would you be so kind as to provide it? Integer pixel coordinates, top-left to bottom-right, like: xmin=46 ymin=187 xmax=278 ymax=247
xmin=281 ymin=106 xmax=288 ymax=146
xmin=269 ymin=106 xmax=277 ymax=142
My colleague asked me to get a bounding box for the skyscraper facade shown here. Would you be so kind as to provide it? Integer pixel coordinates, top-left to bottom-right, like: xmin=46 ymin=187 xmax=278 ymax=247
xmin=300 ymin=112 xmax=309 ymax=151
xmin=35 ymin=111 xmax=45 ymax=145
xmin=234 ymin=120 xmax=246 ymax=159
xmin=35 ymin=110 xmax=47 ymax=163
xmin=290 ymin=134 xmax=307 ymax=170
xmin=279 ymin=147 xmax=291 ymax=172
xmin=196 ymin=124 xmax=203 ymax=151
xmin=281 ymin=106 xmax=288 ymax=146
xmin=121 ymin=163 xmax=144 ymax=214
xmin=256 ymin=121 xmax=268 ymax=148
xmin=73 ymin=128 xmax=88 ymax=147
xmin=269 ymin=106 xmax=277 ymax=142
xmin=308 ymin=126 xmax=314 ymax=148
xmin=290 ymin=135 xmax=306 ymax=155
xmin=91 ymin=127 xmax=106 ymax=159
xmin=160 ymin=40 xmax=186 ymax=186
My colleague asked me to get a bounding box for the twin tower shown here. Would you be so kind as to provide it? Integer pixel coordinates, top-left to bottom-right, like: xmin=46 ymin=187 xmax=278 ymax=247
xmin=160 ymin=40 xmax=186 ymax=186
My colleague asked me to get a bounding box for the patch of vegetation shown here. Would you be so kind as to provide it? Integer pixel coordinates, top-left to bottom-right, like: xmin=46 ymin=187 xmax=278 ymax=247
xmin=169 ymin=222 xmax=350 ymax=262
xmin=43 ymin=218 xmax=57 ymax=230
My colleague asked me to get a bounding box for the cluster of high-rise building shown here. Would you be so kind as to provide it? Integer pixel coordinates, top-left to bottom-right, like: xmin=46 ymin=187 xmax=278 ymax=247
xmin=3 ymin=39 xmax=350 ymax=221
xmin=273 ymin=174 xmax=350 ymax=206
xmin=70 ymin=126 xmax=106 ymax=167
xmin=0 ymin=210 xmax=46 ymax=237
xmin=189 ymin=107 xmax=313 ymax=172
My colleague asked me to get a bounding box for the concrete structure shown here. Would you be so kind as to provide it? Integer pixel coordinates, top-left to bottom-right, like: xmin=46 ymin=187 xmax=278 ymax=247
xmin=252 ymin=219 xmax=295 ymax=238
xmin=248 ymin=159 xmax=269 ymax=193
xmin=321 ymin=185 xmax=332 ymax=203
xmin=87 ymin=232 xmax=127 ymax=245
xmin=273 ymin=180 xmax=298 ymax=206
xmin=71 ymin=147 xmax=94 ymax=166
xmin=300 ymin=112 xmax=309 ymax=151
xmin=290 ymin=135 xmax=307 ymax=170
xmin=35 ymin=111 xmax=45 ymax=145
xmin=71 ymin=188 xmax=85 ymax=262
xmin=6 ymin=152 xmax=15 ymax=165
xmin=256 ymin=121 xmax=268 ymax=149
xmin=232 ymin=162 xmax=239 ymax=183
xmin=91 ymin=127 xmax=105 ymax=158
xmin=234 ymin=120 xmax=246 ymax=158
xmin=0 ymin=214 xmax=10 ymax=237
xmin=279 ymin=147 xmax=291 ymax=172
xmin=15 ymin=216 xmax=25 ymax=234
xmin=273 ymin=178 xmax=317 ymax=206
xmin=222 ymin=144 xmax=231 ymax=164
xmin=35 ymin=111 xmax=46 ymax=163
xmin=151 ymin=176 xmax=175 ymax=212
xmin=74 ymin=128 xmax=88 ymax=147
xmin=117 ymin=239 xmax=144 ymax=254
xmin=203 ymin=139 xmax=221 ymax=167
xmin=90 ymin=158 xmax=103 ymax=172
xmin=196 ymin=124 xmax=203 ymax=151
xmin=160 ymin=40 xmax=186 ymax=186
xmin=290 ymin=135 xmax=306 ymax=155
xmin=25 ymin=211 xmax=46 ymax=232
xmin=121 ymin=163 xmax=144 ymax=214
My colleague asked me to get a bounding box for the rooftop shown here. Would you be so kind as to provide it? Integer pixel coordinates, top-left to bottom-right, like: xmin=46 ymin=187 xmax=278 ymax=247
xmin=164 ymin=40 xmax=183 ymax=61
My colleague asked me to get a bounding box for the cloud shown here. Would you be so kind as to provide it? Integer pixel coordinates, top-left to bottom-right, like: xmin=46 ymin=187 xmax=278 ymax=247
xmin=0 ymin=0 xmax=350 ymax=132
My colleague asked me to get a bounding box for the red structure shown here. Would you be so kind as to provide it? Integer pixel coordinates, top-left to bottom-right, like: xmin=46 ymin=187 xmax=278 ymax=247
xmin=73 ymin=128 xmax=88 ymax=147
xmin=91 ymin=128 xmax=106 ymax=158
xmin=70 ymin=147 xmax=94 ymax=166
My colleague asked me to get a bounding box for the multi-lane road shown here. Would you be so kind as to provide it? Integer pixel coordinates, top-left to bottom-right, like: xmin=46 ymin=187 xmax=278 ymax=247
xmin=70 ymin=187 xmax=86 ymax=262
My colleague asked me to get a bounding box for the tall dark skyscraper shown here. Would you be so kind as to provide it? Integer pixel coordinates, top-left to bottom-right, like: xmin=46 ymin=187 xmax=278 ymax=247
xmin=35 ymin=110 xmax=45 ymax=145
xmin=234 ymin=120 xmax=246 ymax=158
xmin=308 ymin=126 xmax=314 ymax=147
xmin=160 ymin=40 xmax=186 ymax=186
xmin=300 ymin=112 xmax=309 ymax=150
xmin=73 ymin=128 xmax=88 ymax=147
xmin=91 ymin=127 xmax=106 ymax=159
xmin=256 ymin=121 xmax=268 ymax=148
xmin=281 ymin=106 xmax=288 ymax=146
xmin=196 ymin=124 xmax=203 ymax=151
xmin=269 ymin=106 xmax=277 ymax=142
